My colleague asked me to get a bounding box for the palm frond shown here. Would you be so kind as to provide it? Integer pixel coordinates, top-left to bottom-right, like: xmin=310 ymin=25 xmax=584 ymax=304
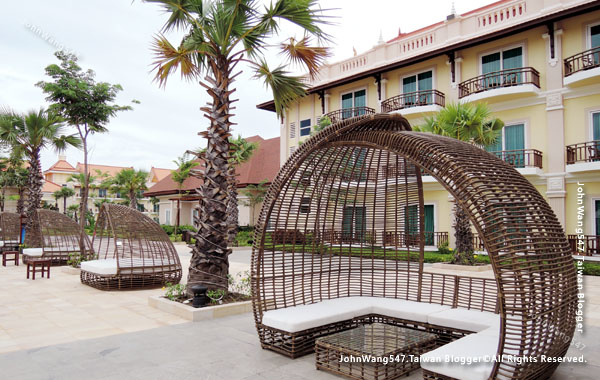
xmin=144 ymin=0 xmax=205 ymax=32
xmin=263 ymin=0 xmax=334 ymax=43
xmin=280 ymin=36 xmax=330 ymax=80
xmin=151 ymin=34 xmax=201 ymax=87
xmin=254 ymin=60 xmax=307 ymax=118
xmin=52 ymin=134 xmax=82 ymax=152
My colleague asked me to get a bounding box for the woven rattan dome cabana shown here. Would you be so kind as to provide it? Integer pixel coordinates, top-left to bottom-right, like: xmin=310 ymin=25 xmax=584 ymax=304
xmin=251 ymin=114 xmax=577 ymax=380
xmin=22 ymin=209 xmax=93 ymax=265
xmin=81 ymin=204 xmax=182 ymax=290
xmin=0 ymin=212 xmax=21 ymax=251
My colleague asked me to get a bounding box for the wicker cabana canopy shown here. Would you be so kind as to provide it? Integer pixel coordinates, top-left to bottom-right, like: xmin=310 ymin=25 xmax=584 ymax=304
xmin=0 ymin=212 xmax=21 ymax=251
xmin=251 ymin=114 xmax=577 ymax=379
xmin=81 ymin=204 xmax=182 ymax=290
xmin=22 ymin=209 xmax=93 ymax=264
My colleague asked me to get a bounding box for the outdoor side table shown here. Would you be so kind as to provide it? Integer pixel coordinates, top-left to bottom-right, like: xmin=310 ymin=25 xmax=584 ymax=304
xmin=2 ymin=250 xmax=19 ymax=266
xmin=26 ymin=258 xmax=51 ymax=280
xmin=315 ymin=323 xmax=437 ymax=380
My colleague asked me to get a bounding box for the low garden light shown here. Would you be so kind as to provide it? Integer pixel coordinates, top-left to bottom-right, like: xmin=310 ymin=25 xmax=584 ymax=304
xmin=190 ymin=285 xmax=208 ymax=308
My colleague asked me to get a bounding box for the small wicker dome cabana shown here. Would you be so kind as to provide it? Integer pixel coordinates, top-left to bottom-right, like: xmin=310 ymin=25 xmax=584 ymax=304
xmin=22 ymin=209 xmax=93 ymax=264
xmin=0 ymin=212 xmax=21 ymax=251
xmin=81 ymin=204 xmax=182 ymax=290
xmin=251 ymin=114 xmax=577 ymax=380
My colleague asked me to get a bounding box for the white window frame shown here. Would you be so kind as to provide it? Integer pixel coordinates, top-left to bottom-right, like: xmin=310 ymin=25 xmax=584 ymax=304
xmin=586 ymin=20 xmax=600 ymax=49
xmin=497 ymin=120 xmax=529 ymax=151
xmin=299 ymin=118 xmax=311 ymax=137
xmin=589 ymin=109 xmax=600 ymax=141
xmin=478 ymin=42 xmax=527 ymax=75
xmin=339 ymin=86 xmax=368 ymax=110
xmin=400 ymin=67 xmax=436 ymax=94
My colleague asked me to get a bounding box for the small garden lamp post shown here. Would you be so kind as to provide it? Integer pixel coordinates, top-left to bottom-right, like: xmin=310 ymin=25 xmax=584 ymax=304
xmin=190 ymin=285 xmax=208 ymax=308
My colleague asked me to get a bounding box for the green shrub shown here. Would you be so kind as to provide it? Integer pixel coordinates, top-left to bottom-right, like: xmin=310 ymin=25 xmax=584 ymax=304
xmin=582 ymin=262 xmax=600 ymax=276
xmin=437 ymin=241 xmax=453 ymax=255
xmin=235 ymin=230 xmax=253 ymax=246
xmin=164 ymin=282 xmax=186 ymax=301
xmin=161 ymin=224 xmax=196 ymax=236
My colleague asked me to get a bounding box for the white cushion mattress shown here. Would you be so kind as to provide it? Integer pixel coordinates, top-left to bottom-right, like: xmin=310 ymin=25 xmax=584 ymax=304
xmin=420 ymin=327 xmax=499 ymax=380
xmin=81 ymin=258 xmax=179 ymax=276
xmin=23 ymin=248 xmax=44 ymax=257
xmin=262 ymin=297 xmax=455 ymax=333
xmin=427 ymin=308 xmax=500 ymax=332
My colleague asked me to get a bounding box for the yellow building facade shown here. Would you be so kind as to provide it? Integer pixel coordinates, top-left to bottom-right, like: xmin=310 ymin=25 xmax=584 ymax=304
xmin=258 ymin=0 xmax=600 ymax=253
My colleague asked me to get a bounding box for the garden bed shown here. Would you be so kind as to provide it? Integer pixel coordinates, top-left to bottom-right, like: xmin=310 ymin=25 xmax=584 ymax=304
xmin=148 ymin=296 xmax=252 ymax=321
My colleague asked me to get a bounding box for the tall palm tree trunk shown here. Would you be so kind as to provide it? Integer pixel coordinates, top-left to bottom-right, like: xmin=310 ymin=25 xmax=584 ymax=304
xmin=25 ymin=150 xmax=44 ymax=247
xmin=129 ymin=190 xmax=137 ymax=209
xmin=16 ymin=188 xmax=25 ymax=214
xmin=452 ymin=205 xmax=475 ymax=265
xmin=227 ymin=165 xmax=239 ymax=245
xmin=79 ymin=138 xmax=89 ymax=229
xmin=188 ymin=59 xmax=232 ymax=293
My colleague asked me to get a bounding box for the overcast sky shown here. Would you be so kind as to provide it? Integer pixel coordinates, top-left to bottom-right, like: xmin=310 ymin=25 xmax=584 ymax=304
xmin=0 ymin=0 xmax=496 ymax=172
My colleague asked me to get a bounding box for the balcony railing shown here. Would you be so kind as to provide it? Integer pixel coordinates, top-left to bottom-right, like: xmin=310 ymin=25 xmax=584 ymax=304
xmin=383 ymin=231 xmax=449 ymax=247
xmin=566 ymin=141 xmax=600 ymax=164
xmin=568 ymin=235 xmax=599 ymax=256
xmin=381 ymin=90 xmax=445 ymax=113
xmin=472 ymin=234 xmax=486 ymax=251
xmin=458 ymin=67 xmax=540 ymax=98
xmin=325 ymin=106 xmax=375 ymax=124
xmin=488 ymin=149 xmax=543 ymax=169
xmin=564 ymin=47 xmax=600 ymax=77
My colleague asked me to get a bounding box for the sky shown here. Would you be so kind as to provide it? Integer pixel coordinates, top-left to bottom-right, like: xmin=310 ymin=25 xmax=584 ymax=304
xmin=0 ymin=0 xmax=497 ymax=172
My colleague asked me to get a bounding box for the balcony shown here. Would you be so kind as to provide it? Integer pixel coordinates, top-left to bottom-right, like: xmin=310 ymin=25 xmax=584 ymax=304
xmin=381 ymin=90 xmax=445 ymax=116
xmin=568 ymin=235 xmax=599 ymax=256
xmin=488 ymin=149 xmax=543 ymax=170
xmin=564 ymin=47 xmax=600 ymax=87
xmin=383 ymin=231 xmax=449 ymax=247
xmin=565 ymin=141 xmax=600 ymax=172
xmin=458 ymin=67 xmax=540 ymax=102
xmin=324 ymin=107 xmax=375 ymax=124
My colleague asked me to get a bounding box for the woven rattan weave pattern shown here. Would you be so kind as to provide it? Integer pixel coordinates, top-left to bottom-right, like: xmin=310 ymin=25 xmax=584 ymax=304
xmin=0 ymin=212 xmax=21 ymax=251
xmin=23 ymin=209 xmax=93 ymax=265
xmin=251 ymin=113 xmax=577 ymax=380
xmin=81 ymin=204 xmax=182 ymax=290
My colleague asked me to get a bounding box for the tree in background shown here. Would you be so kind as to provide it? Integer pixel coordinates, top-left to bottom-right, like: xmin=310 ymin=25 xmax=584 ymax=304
xmin=417 ymin=102 xmax=503 ymax=264
xmin=240 ymin=180 xmax=268 ymax=227
xmin=67 ymin=204 xmax=79 ymax=222
xmin=146 ymin=0 xmax=331 ymax=292
xmin=109 ymin=168 xmax=148 ymax=209
xmin=53 ymin=187 xmax=75 ymax=214
xmin=37 ymin=51 xmax=135 ymax=231
xmin=171 ymin=154 xmax=198 ymax=235
xmin=0 ymin=108 xmax=81 ymax=240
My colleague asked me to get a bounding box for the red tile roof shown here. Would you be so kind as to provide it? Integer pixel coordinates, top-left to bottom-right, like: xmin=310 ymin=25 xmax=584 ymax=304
xmin=76 ymin=163 xmax=133 ymax=177
xmin=42 ymin=180 xmax=62 ymax=193
xmin=145 ymin=136 xmax=280 ymax=197
xmin=45 ymin=160 xmax=78 ymax=173
xmin=150 ymin=167 xmax=172 ymax=183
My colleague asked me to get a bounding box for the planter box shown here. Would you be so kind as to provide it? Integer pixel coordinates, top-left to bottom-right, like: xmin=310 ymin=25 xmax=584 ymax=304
xmin=431 ymin=262 xmax=492 ymax=272
xmin=148 ymin=296 xmax=252 ymax=321
xmin=61 ymin=266 xmax=81 ymax=275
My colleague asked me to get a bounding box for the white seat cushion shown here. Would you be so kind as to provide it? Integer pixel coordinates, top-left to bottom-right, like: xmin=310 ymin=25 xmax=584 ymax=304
xmin=81 ymin=259 xmax=118 ymax=275
xmin=262 ymin=297 xmax=372 ymax=333
xmin=420 ymin=329 xmax=499 ymax=380
xmin=44 ymin=247 xmax=80 ymax=253
xmin=368 ymin=297 xmax=451 ymax=323
xmin=23 ymin=248 xmax=44 ymax=257
xmin=427 ymin=308 xmax=499 ymax=332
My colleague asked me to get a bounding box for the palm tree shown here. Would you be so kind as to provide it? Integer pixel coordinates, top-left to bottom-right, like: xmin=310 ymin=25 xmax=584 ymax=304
xmin=53 ymin=187 xmax=75 ymax=214
xmin=417 ymin=102 xmax=503 ymax=264
xmin=240 ymin=180 xmax=268 ymax=227
xmin=12 ymin=167 xmax=29 ymax=215
xmin=0 ymin=108 xmax=81 ymax=242
xmin=67 ymin=203 xmax=79 ymax=222
xmin=171 ymin=154 xmax=199 ymax=235
xmin=109 ymin=169 xmax=148 ymax=209
xmin=146 ymin=0 xmax=331 ymax=292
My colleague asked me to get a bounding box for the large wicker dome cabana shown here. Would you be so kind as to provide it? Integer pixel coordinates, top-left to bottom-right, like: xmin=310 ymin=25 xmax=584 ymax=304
xmin=81 ymin=204 xmax=182 ymax=290
xmin=22 ymin=209 xmax=93 ymax=264
xmin=0 ymin=212 xmax=21 ymax=251
xmin=251 ymin=114 xmax=577 ymax=380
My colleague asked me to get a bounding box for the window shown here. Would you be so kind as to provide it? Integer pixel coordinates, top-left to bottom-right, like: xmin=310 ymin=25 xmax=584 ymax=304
xmin=590 ymin=24 xmax=600 ymax=49
xmin=137 ymin=204 xmax=145 ymax=212
xmin=341 ymin=89 xmax=366 ymax=119
xmin=98 ymin=188 xmax=107 ymax=197
xmin=153 ymin=203 xmax=159 ymax=213
xmin=593 ymin=112 xmax=600 ymax=141
xmin=300 ymin=197 xmax=311 ymax=214
xmin=290 ymin=122 xmax=296 ymax=139
xmin=424 ymin=205 xmax=434 ymax=246
xmin=595 ymin=200 xmax=600 ymax=236
xmin=481 ymin=46 xmax=523 ymax=87
xmin=300 ymin=119 xmax=311 ymax=137
xmin=116 ymin=191 xmax=122 ymax=198
xmin=165 ymin=209 xmax=171 ymax=225
xmin=342 ymin=206 xmax=366 ymax=242
xmin=192 ymin=208 xmax=199 ymax=227
xmin=402 ymin=71 xmax=433 ymax=106
xmin=404 ymin=205 xmax=419 ymax=246
xmin=486 ymin=124 xmax=526 ymax=167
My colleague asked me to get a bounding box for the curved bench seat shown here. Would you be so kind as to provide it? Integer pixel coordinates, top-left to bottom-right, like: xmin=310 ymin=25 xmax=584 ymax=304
xmin=81 ymin=258 xmax=181 ymax=276
xmin=261 ymin=297 xmax=497 ymax=334
xmin=421 ymin=327 xmax=499 ymax=380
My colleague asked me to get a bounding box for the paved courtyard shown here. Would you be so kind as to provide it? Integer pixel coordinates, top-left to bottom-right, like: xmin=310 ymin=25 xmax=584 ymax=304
xmin=0 ymin=246 xmax=598 ymax=379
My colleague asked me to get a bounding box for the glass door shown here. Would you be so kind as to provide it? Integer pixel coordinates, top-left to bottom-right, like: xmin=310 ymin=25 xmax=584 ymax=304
xmin=424 ymin=205 xmax=434 ymax=245
xmin=504 ymin=124 xmax=525 ymax=167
